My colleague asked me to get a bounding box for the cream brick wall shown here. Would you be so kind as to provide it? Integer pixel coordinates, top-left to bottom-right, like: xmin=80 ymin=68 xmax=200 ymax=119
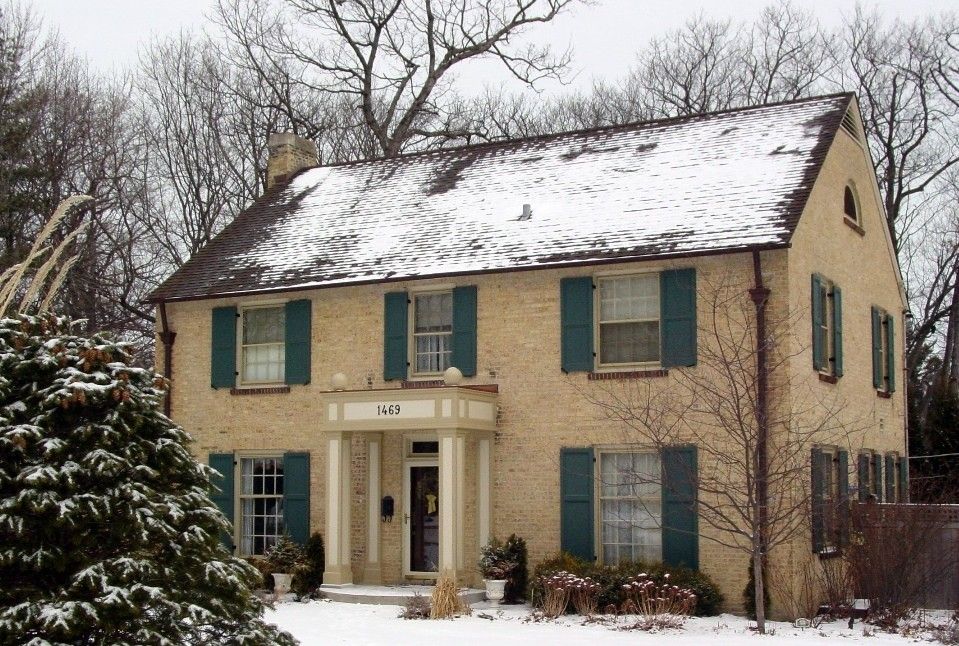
xmin=158 ymin=119 xmax=904 ymax=615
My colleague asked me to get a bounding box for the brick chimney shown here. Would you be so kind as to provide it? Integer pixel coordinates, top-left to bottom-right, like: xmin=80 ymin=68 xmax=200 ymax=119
xmin=266 ymin=132 xmax=318 ymax=189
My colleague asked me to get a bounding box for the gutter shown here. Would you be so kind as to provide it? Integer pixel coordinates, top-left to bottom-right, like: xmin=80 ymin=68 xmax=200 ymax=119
xmin=158 ymin=300 xmax=176 ymax=418
xmin=749 ymin=250 xmax=771 ymax=553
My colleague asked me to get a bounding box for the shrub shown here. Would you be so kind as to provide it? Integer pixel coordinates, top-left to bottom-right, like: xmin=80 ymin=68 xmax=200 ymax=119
xmin=622 ymin=573 xmax=697 ymax=617
xmin=479 ymin=538 xmax=518 ymax=580
xmin=529 ymin=553 xmax=723 ymax=616
xmin=400 ymin=593 xmax=431 ymax=620
xmin=265 ymin=535 xmax=305 ymax=573
xmin=503 ymin=534 xmax=528 ymax=603
xmin=743 ymin=560 xmax=770 ymax=620
xmin=294 ymin=532 xmax=325 ymax=594
xmin=538 ymin=572 xmax=575 ymax=618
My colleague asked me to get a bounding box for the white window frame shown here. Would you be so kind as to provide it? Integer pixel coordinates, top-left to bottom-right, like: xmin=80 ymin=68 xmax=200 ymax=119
xmin=594 ymin=271 xmax=662 ymax=370
xmin=237 ymin=302 xmax=286 ymax=386
xmin=234 ymin=453 xmax=285 ymax=557
xmin=843 ymin=183 xmax=861 ymax=226
xmin=408 ymin=289 xmax=453 ymax=378
xmin=595 ymin=447 xmax=663 ymax=565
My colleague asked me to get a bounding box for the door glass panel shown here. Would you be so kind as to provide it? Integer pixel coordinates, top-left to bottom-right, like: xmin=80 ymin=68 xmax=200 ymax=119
xmin=409 ymin=466 xmax=439 ymax=572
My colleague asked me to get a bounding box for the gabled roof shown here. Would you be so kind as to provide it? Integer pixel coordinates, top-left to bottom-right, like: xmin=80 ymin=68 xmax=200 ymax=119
xmin=148 ymin=93 xmax=852 ymax=302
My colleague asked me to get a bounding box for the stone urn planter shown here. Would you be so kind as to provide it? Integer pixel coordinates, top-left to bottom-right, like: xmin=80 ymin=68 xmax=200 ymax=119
xmin=272 ymin=572 xmax=293 ymax=598
xmin=484 ymin=579 xmax=507 ymax=606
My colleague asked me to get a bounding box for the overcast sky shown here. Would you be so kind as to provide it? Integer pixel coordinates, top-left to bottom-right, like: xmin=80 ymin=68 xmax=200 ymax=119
xmin=29 ymin=0 xmax=957 ymax=95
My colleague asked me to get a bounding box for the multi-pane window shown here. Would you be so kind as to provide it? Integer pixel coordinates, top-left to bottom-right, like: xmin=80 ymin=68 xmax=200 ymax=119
xmin=877 ymin=312 xmax=891 ymax=390
xmin=413 ymin=292 xmax=452 ymax=374
xmin=239 ymin=457 xmax=284 ymax=556
xmin=599 ymin=451 xmax=662 ymax=564
xmin=816 ymin=449 xmax=841 ymax=550
xmin=598 ymin=274 xmax=660 ymax=366
xmin=241 ymin=306 xmax=285 ymax=383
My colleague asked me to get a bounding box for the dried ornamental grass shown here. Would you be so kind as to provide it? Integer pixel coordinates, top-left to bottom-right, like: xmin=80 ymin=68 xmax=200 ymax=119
xmin=430 ymin=573 xmax=471 ymax=619
xmin=620 ymin=573 xmax=697 ymax=631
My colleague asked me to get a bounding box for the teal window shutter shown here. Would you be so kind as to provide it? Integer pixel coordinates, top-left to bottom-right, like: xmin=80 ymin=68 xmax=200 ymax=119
xmin=560 ymin=277 xmax=594 ymax=372
xmin=660 ymin=268 xmax=697 ymax=368
xmin=383 ymin=292 xmax=409 ymax=380
xmin=560 ymin=448 xmax=594 ymax=561
xmin=832 ymin=285 xmax=843 ymax=377
xmin=211 ymin=306 xmax=237 ymax=388
xmin=662 ymin=445 xmax=698 ymax=569
xmin=885 ymin=314 xmax=896 ymax=392
xmin=451 ymin=285 xmax=477 ymax=377
xmin=837 ymin=449 xmax=849 ymax=545
xmin=885 ymin=455 xmax=896 ymax=502
xmin=284 ymin=300 xmax=312 ymax=385
xmin=811 ymin=275 xmax=825 ymax=371
xmin=871 ymin=308 xmax=883 ymax=388
xmin=811 ymin=447 xmax=825 ymax=552
xmin=283 ymin=452 xmax=310 ymax=545
xmin=209 ymin=453 xmax=235 ymax=551
xmin=857 ymin=453 xmax=870 ymax=501
xmin=898 ymin=457 xmax=908 ymax=502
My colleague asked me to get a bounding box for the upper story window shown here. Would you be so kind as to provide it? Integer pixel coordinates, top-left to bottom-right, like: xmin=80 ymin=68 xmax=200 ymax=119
xmin=597 ymin=274 xmax=661 ymax=366
xmin=559 ymin=269 xmax=696 ymax=374
xmin=383 ymin=287 xmax=476 ymax=381
xmin=811 ymin=274 xmax=842 ymax=379
xmin=412 ymin=292 xmax=453 ymax=375
xmin=241 ymin=305 xmax=286 ymax=384
xmin=871 ymin=306 xmax=896 ymax=394
xmin=843 ymin=185 xmax=859 ymax=224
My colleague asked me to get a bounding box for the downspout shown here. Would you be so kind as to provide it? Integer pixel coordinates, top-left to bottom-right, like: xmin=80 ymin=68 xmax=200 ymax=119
xmin=749 ymin=251 xmax=771 ymax=556
xmin=748 ymin=250 xmax=772 ymax=629
xmin=158 ymin=301 xmax=176 ymax=418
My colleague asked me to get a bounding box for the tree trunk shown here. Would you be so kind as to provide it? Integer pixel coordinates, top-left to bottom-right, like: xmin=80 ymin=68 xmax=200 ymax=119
xmin=753 ymin=544 xmax=766 ymax=633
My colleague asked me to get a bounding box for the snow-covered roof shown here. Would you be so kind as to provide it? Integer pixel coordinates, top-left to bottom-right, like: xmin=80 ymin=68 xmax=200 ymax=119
xmin=148 ymin=93 xmax=851 ymax=302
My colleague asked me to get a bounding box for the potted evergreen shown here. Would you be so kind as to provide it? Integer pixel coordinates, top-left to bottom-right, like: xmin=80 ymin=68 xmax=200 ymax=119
xmin=265 ymin=535 xmax=304 ymax=598
xmin=478 ymin=539 xmax=517 ymax=606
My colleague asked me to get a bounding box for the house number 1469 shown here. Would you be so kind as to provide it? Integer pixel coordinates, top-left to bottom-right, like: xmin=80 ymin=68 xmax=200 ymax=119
xmin=377 ymin=404 xmax=401 ymax=416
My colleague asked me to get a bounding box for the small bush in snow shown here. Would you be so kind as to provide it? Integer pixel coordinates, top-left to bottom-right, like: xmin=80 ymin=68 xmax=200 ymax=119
xmin=399 ymin=593 xmax=431 ymax=620
xmin=619 ymin=572 xmax=697 ymax=630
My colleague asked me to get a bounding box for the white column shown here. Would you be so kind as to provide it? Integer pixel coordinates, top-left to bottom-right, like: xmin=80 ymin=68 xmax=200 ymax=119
xmin=324 ymin=431 xmax=353 ymax=586
xmin=363 ymin=433 xmax=383 ymax=584
xmin=456 ymin=435 xmax=466 ymax=570
xmin=477 ymin=436 xmax=491 ymax=551
xmin=437 ymin=430 xmax=462 ymax=576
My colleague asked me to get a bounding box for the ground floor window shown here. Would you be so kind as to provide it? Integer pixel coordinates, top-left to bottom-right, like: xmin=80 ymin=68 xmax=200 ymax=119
xmin=239 ymin=457 xmax=285 ymax=556
xmin=598 ymin=451 xmax=662 ymax=564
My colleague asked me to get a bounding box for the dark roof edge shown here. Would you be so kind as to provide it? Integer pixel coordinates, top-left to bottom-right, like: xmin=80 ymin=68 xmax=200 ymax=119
xmin=146 ymin=241 xmax=791 ymax=305
xmin=300 ymin=92 xmax=856 ymax=172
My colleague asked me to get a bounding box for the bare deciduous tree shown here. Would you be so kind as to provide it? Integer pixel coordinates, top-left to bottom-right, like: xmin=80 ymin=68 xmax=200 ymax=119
xmin=581 ymin=268 xmax=862 ymax=632
xmin=215 ymin=0 xmax=581 ymax=157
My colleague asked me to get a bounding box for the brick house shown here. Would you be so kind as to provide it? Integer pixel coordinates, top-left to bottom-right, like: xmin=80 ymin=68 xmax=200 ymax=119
xmin=148 ymin=93 xmax=907 ymax=612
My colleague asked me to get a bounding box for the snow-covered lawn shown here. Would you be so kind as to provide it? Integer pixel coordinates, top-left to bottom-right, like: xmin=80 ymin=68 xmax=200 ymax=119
xmin=265 ymin=599 xmax=951 ymax=645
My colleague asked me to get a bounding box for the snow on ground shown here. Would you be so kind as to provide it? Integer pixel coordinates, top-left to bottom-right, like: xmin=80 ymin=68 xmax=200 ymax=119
xmin=265 ymin=599 xmax=949 ymax=646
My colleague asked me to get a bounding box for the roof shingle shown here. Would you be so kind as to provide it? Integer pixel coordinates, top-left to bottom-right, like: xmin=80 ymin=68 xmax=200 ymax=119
xmin=148 ymin=93 xmax=850 ymax=302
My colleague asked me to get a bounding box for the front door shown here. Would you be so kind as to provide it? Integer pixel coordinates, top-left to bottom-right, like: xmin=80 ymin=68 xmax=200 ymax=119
xmin=407 ymin=465 xmax=439 ymax=574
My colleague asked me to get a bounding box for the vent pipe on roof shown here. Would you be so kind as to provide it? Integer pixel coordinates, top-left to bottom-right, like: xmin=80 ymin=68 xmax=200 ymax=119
xmin=520 ymin=203 xmax=532 ymax=221
xmin=266 ymin=132 xmax=318 ymax=189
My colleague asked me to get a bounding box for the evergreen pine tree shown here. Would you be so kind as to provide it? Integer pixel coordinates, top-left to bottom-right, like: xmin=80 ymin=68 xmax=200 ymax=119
xmin=0 ymin=314 xmax=297 ymax=645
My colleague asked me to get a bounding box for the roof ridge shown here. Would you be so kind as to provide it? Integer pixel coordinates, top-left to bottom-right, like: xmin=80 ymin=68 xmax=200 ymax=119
xmin=306 ymin=91 xmax=854 ymax=171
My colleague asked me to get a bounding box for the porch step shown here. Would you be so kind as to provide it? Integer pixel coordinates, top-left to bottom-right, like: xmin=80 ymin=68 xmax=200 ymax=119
xmin=320 ymin=583 xmax=486 ymax=606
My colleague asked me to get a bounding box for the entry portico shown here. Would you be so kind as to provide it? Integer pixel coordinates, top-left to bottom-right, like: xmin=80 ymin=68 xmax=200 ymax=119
xmin=320 ymin=383 xmax=497 ymax=587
